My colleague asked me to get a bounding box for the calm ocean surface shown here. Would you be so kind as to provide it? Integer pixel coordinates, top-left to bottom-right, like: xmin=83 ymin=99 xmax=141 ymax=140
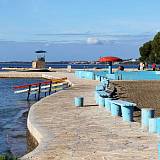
xmin=0 ymin=78 xmax=44 ymax=157
xmin=0 ymin=62 xmax=139 ymax=69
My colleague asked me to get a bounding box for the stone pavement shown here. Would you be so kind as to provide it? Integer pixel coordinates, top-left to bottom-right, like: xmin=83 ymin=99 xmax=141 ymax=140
xmin=21 ymin=72 xmax=158 ymax=160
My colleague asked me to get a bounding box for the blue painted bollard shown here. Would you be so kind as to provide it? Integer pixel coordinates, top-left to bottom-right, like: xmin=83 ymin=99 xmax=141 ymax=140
xmin=105 ymin=98 xmax=112 ymax=111
xmin=157 ymin=118 xmax=160 ymax=135
xmin=96 ymin=75 xmax=101 ymax=81
xmin=149 ymin=118 xmax=157 ymax=133
xmin=95 ymin=92 xmax=99 ymax=105
xmin=121 ymin=105 xmax=134 ymax=122
xmin=141 ymin=108 xmax=155 ymax=128
xmin=111 ymin=103 xmax=121 ymax=116
xmin=96 ymin=85 xmax=104 ymax=91
xmin=108 ymin=65 xmax=112 ymax=74
xmin=75 ymin=97 xmax=84 ymax=107
xmin=99 ymin=96 xmax=105 ymax=107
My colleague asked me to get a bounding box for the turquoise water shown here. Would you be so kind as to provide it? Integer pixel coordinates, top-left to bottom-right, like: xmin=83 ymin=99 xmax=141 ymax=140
xmin=0 ymin=78 xmax=44 ymax=157
xmin=75 ymin=69 xmax=160 ymax=80
xmin=92 ymin=70 xmax=160 ymax=80
xmin=115 ymin=71 xmax=160 ymax=80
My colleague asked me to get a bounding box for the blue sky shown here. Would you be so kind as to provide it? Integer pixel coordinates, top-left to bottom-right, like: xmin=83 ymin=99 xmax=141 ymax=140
xmin=0 ymin=0 xmax=160 ymax=61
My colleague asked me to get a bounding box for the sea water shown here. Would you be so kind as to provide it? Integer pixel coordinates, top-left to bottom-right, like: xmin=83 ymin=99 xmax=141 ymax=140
xmin=0 ymin=78 xmax=44 ymax=157
xmin=0 ymin=62 xmax=140 ymax=69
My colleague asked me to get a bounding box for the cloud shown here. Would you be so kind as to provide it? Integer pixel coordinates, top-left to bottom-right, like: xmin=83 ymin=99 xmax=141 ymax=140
xmin=35 ymin=32 xmax=92 ymax=36
xmin=86 ymin=37 xmax=103 ymax=45
xmin=33 ymin=32 xmax=154 ymax=45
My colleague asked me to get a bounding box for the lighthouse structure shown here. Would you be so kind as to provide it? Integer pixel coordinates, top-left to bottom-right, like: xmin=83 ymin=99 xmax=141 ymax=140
xmin=32 ymin=50 xmax=46 ymax=69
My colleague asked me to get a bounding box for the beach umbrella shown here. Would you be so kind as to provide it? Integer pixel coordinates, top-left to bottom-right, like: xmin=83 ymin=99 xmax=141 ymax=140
xmin=99 ymin=56 xmax=122 ymax=74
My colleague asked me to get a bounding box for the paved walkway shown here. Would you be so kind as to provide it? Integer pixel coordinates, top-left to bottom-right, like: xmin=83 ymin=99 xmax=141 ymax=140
xmin=21 ymin=72 xmax=158 ymax=160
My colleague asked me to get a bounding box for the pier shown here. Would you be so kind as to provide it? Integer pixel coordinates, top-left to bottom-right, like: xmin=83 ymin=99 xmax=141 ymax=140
xmin=17 ymin=72 xmax=158 ymax=160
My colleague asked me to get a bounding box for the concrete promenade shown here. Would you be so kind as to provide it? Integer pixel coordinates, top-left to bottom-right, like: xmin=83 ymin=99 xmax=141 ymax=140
xmin=9 ymin=72 xmax=157 ymax=160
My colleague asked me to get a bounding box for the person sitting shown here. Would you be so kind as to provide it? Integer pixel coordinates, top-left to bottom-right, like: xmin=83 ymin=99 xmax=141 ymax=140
xmin=152 ymin=63 xmax=156 ymax=71
xmin=118 ymin=65 xmax=124 ymax=71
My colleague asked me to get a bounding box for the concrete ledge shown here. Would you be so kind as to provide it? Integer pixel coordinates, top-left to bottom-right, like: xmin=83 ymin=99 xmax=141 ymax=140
xmin=20 ymin=72 xmax=158 ymax=160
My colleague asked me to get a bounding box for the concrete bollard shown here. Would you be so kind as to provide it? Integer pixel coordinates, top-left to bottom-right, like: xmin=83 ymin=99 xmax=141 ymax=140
xmin=121 ymin=105 xmax=134 ymax=122
xmin=96 ymin=85 xmax=104 ymax=91
xmin=97 ymin=75 xmax=101 ymax=81
xmin=111 ymin=103 xmax=121 ymax=116
xmin=75 ymin=97 xmax=84 ymax=107
xmin=141 ymin=108 xmax=155 ymax=129
xmin=105 ymin=98 xmax=112 ymax=111
xmin=95 ymin=75 xmax=99 ymax=80
xmin=108 ymin=65 xmax=112 ymax=74
xmin=95 ymin=92 xmax=99 ymax=105
xmin=99 ymin=96 xmax=105 ymax=107
xmin=149 ymin=118 xmax=157 ymax=133
xmin=156 ymin=118 xmax=160 ymax=135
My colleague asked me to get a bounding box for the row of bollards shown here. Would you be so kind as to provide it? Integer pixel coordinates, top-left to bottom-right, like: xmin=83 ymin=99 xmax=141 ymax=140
xmin=96 ymin=83 xmax=160 ymax=159
xmin=95 ymin=83 xmax=160 ymax=133
xmin=96 ymin=89 xmax=160 ymax=158
xmin=97 ymin=90 xmax=160 ymax=134
xmin=75 ymin=71 xmax=160 ymax=159
xmin=96 ymin=92 xmax=135 ymax=122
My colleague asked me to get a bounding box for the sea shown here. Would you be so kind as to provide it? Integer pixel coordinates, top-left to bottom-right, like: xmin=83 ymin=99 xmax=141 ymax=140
xmin=0 ymin=62 xmax=146 ymax=158
xmin=0 ymin=77 xmax=44 ymax=157
xmin=0 ymin=62 xmax=139 ymax=69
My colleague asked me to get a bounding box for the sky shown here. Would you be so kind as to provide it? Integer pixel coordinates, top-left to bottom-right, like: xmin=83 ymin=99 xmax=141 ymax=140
xmin=0 ymin=0 xmax=160 ymax=61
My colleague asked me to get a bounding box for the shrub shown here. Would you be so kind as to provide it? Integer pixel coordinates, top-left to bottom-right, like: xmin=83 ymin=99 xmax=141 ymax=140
xmin=0 ymin=154 xmax=18 ymax=160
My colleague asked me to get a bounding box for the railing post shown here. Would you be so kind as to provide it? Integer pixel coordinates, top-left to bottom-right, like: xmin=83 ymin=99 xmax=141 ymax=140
xmin=27 ymin=85 xmax=31 ymax=101
xmin=49 ymin=81 xmax=52 ymax=95
xmin=55 ymin=82 xmax=57 ymax=92
xmin=34 ymin=94 xmax=37 ymax=99
xmin=120 ymin=74 xmax=122 ymax=80
xmin=38 ymin=83 xmax=41 ymax=100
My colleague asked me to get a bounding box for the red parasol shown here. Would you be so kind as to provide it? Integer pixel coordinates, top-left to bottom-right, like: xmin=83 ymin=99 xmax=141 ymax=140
xmin=99 ymin=56 xmax=122 ymax=63
xmin=98 ymin=56 xmax=122 ymax=74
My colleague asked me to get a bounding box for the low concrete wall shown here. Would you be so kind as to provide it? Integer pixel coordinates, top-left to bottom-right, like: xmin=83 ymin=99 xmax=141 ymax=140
xmin=0 ymin=72 xmax=43 ymax=78
xmin=75 ymin=70 xmax=96 ymax=80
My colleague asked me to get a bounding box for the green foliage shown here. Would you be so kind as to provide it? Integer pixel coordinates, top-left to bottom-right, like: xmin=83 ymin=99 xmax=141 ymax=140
xmin=0 ymin=154 xmax=18 ymax=160
xmin=139 ymin=32 xmax=160 ymax=63
xmin=139 ymin=41 xmax=152 ymax=62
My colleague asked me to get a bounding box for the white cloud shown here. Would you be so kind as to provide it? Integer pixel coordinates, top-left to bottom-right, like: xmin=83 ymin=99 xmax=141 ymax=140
xmin=86 ymin=37 xmax=102 ymax=45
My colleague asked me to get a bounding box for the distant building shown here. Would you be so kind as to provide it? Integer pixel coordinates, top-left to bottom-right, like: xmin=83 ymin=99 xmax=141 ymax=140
xmin=32 ymin=50 xmax=46 ymax=69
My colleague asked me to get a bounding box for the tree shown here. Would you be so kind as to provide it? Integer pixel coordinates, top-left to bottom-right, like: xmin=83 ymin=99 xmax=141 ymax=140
xmin=139 ymin=41 xmax=152 ymax=63
xmin=151 ymin=32 xmax=160 ymax=63
xmin=139 ymin=32 xmax=160 ymax=63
